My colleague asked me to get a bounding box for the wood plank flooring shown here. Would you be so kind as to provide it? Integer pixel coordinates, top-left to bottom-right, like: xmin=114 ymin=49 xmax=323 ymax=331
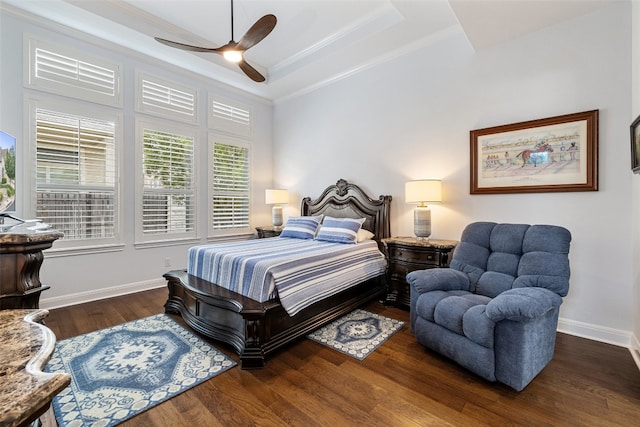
xmin=44 ymin=288 xmax=640 ymax=426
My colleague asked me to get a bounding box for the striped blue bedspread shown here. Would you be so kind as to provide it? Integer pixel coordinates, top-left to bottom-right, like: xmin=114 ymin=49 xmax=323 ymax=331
xmin=187 ymin=237 xmax=387 ymax=316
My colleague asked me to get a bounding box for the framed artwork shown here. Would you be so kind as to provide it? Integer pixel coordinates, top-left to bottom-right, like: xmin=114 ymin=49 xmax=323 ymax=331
xmin=470 ymin=110 xmax=599 ymax=194
xmin=631 ymin=114 xmax=640 ymax=174
xmin=0 ymin=131 xmax=17 ymax=213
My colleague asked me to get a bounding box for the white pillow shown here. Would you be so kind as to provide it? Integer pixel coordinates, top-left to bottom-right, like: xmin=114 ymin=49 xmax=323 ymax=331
xmin=356 ymin=228 xmax=375 ymax=243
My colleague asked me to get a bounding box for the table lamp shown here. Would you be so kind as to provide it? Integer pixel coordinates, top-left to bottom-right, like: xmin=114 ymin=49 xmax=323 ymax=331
xmin=405 ymin=180 xmax=441 ymax=240
xmin=265 ymin=189 xmax=288 ymax=227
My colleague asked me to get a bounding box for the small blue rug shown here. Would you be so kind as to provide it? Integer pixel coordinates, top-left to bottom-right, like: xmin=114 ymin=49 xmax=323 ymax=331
xmin=307 ymin=309 xmax=405 ymax=360
xmin=46 ymin=314 xmax=236 ymax=426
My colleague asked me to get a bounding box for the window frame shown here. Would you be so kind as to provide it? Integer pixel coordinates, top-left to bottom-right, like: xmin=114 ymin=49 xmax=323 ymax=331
xmin=208 ymin=133 xmax=252 ymax=238
xmin=24 ymin=35 xmax=123 ymax=108
xmin=207 ymin=95 xmax=252 ymax=138
xmin=24 ymin=97 xmax=124 ymax=252
xmin=135 ymin=71 xmax=198 ymax=124
xmin=134 ymin=118 xmax=199 ymax=247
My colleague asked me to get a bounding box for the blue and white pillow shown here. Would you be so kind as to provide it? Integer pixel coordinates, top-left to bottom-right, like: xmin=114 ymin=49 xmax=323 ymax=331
xmin=315 ymin=216 xmax=366 ymax=244
xmin=279 ymin=215 xmax=323 ymax=239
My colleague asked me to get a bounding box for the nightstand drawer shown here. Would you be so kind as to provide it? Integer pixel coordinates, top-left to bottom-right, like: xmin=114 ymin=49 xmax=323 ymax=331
xmin=388 ymin=247 xmax=439 ymax=266
xmin=390 ymin=261 xmax=433 ymax=277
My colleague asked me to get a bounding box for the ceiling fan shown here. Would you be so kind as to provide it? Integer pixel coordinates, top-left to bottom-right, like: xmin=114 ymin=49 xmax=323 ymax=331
xmin=155 ymin=0 xmax=276 ymax=83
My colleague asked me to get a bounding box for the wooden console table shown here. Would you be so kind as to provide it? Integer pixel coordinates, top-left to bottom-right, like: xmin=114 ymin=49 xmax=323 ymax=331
xmin=0 ymin=309 xmax=70 ymax=427
xmin=0 ymin=223 xmax=63 ymax=309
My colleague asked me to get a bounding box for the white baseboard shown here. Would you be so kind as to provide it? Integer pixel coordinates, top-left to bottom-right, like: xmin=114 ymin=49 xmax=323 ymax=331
xmin=558 ymin=317 xmax=631 ymax=348
xmin=39 ymin=278 xmax=166 ymax=310
xmin=631 ymin=334 xmax=640 ymax=372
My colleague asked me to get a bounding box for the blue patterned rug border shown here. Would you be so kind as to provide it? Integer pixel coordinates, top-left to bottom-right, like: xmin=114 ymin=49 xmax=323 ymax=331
xmin=306 ymin=309 xmax=405 ymax=360
xmin=46 ymin=313 xmax=236 ymax=427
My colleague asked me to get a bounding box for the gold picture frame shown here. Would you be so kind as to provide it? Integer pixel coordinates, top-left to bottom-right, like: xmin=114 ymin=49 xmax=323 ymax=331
xmin=470 ymin=110 xmax=598 ymax=194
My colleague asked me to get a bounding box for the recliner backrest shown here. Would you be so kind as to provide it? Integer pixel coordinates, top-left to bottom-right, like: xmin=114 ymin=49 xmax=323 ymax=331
xmin=450 ymin=222 xmax=571 ymax=298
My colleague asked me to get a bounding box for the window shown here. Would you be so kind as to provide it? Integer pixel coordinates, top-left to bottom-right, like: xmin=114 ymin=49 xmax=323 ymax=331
xmin=208 ymin=95 xmax=252 ymax=137
xmin=25 ymin=36 xmax=122 ymax=107
xmin=136 ymin=72 xmax=197 ymax=124
xmin=135 ymin=120 xmax=197 ymax=244
xmin=209 ymin=136 xmax=251 ymax=236
xmin=29 ymin=102 xmax=121 ymax=248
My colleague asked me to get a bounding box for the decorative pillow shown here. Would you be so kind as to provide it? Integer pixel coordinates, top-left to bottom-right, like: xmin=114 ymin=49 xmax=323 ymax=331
xmin=315 ymin=216 xmax=366 ymax=244
xmin=279 ymin=215 xmax=323 ymax=239
xmin=356 ymin=228 xmax=375 ymax=243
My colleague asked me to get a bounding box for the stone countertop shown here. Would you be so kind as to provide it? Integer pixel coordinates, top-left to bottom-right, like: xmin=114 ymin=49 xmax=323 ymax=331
xmin=0 ymin=309 xmax=71 ymax=427
xmin=0 ymin=223 xmax=63 ymax=245
xmin=381 ymin=236 xmax=458 ymax=249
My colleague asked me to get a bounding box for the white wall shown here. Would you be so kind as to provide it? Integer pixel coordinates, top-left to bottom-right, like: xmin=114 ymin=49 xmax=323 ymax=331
xmin=1 ymin=2 xmax=636 ymax=352
xmin=632 ymin=0 xmax=640 ymax=365
xmin=0 ymin=9 xmax=274 ymax=306
xmin=274 ymin=2 xmax=634 ymax=346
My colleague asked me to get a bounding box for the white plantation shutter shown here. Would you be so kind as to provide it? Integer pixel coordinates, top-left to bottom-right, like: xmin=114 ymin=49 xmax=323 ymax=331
xmin=26 ymin=36 xmax=121 ymax=106
xmin=208 ymin=95 xmax=252 ymax=137
xmin=35 ymin=48 xmax=116 ymax=95
xmin=137 ymin=73 xmax=197 ymax=123
xmin=212 ymin=101 xmax=250 ymax=126
xmin=34 ymin=108 xmax=118 ymax=243
xmin=137 ymin=125 xmax=197 ymax=242
xmin=211 ymin=141 xmax=250 ymax=233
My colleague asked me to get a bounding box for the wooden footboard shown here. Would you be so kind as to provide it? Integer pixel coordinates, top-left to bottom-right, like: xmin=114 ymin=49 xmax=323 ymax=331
xmin=164 ymin=269 xmax=387 ymax=369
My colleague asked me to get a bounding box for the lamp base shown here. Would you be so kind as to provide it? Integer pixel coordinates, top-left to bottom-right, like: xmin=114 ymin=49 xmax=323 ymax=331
xmin=413 ymin=206 xmax=432 ymax=240
xmin=272 ymin=205 xmax=283 ymax=227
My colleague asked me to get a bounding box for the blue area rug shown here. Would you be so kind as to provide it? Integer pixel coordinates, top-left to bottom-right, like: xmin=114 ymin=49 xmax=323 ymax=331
xmin=46 ymin=314 xmax=236 ymax=426
xmin=307 ymin=309 xmax=405 ymax=360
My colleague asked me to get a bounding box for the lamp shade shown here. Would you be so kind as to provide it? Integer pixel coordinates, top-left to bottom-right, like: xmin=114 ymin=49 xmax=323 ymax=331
xmin=265 ymin=189 xmax=288 ymax=205
xmin=405 ymin=180 xmax=442 ymax=205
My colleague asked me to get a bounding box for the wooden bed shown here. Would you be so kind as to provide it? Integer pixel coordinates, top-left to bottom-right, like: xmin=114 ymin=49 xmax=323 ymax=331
xmin=163 ymin=179 xmax=392 ymax=369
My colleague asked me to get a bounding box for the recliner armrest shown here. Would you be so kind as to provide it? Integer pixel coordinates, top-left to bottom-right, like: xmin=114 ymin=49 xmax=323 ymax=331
xmin=485 ymin=287 xmax=563 ymax=322
xmin=406 ymin=268 xmax=470 ymax=294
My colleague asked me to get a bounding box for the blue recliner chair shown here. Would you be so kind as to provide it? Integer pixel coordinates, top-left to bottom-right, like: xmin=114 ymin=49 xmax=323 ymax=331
xmin=407 ymin=222 xmax=571 ymax=391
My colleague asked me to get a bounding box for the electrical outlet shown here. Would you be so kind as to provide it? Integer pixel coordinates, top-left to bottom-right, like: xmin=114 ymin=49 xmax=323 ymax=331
xmin=164 ymin=257 xmax=171 ymax=267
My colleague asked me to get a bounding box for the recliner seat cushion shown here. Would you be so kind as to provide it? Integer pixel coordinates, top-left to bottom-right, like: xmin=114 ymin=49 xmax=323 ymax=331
xmin=414 ymin=290 xmax=470 ymax=322
xmin=417 ymin=292 xmax=494 ymax=348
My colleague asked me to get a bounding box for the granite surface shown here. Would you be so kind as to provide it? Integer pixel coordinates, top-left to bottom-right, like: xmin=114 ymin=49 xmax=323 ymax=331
xmin=0 ymin=223 xmax=63 ymax=245
xmin=0 ymin=309 xmax=71 ymax=427
xmin=381 ymin=236 xmax=458 ymax=249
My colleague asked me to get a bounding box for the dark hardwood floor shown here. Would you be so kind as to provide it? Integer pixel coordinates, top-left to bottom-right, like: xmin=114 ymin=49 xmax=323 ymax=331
xmin=45 ymin=288 xmax=640 ymax=426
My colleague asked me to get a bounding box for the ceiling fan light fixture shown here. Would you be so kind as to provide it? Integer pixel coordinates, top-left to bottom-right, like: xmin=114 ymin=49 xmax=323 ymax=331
xmin=154 ymin=0 xmax=276 ymax=82
xmin=223 ymin=50 xmax=243 ymax=63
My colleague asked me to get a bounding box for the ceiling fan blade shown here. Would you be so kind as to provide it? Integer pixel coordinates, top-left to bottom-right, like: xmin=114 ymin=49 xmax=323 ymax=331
xmin=238 ymin=60 xmax=266 ymax=83
xmin=155 ymin=37 xmax=225 ymax=53
xmin=236 ymin=14 xmax=277 ymax=51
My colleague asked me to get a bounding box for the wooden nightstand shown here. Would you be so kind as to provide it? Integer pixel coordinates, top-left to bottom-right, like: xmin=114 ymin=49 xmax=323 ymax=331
xmin=255 ymin=226 xmax=282 ymax=238
xmin=382 ymin=237 xmax=457 ymax=308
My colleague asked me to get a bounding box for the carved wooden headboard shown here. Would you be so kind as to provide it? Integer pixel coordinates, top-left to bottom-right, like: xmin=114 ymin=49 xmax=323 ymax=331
xmin=301 ymin=179 xmax=392 ymax=250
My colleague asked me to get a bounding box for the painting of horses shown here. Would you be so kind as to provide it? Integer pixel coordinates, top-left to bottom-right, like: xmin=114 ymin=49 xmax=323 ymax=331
xmin=470 ymin=110 xmax=598 ymax=194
